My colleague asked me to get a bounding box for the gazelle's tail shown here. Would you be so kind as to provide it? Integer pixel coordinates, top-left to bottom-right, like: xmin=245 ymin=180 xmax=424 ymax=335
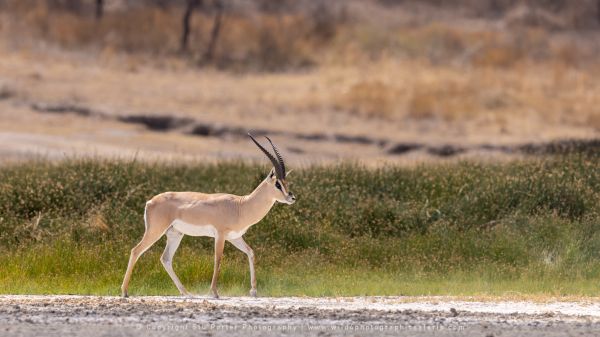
xmin=143 ymin=200 xmax=152 ymax=229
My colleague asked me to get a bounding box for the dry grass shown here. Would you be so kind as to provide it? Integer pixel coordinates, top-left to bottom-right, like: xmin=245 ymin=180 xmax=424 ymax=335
xmin=0 ymin=0 xmax=599 ymax=151
xmin=19 ymin=4 xmax=180 ymax=53
xmin=320 ymin=16 xmax=600 ymax=127
xmin=329 ymin=55 xmax=600 ymax=130
xmin=587 ymin=114 xmax=600 ymax=131
xmin=408 ymin=82 xmax=477 ymax=121
xmin=2 ymin=1 xmax=343 ymax=71
xmin=334 ymin=80 xmax=400 ymax=118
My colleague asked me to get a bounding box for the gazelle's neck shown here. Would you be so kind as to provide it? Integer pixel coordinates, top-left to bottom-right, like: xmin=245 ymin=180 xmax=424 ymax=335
xmin=239 ymin=179 xmax=276 ymax=226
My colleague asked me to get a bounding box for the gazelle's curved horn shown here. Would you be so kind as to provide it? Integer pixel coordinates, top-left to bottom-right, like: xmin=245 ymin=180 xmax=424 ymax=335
xmin=248 ymin=133 xmax=284 ymax=180
xmin=265 ymin=136 xmax=286 ymax=178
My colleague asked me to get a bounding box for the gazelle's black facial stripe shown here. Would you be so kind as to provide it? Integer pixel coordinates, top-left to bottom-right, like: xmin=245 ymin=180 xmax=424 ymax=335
xmin=275 ymin=181 xmax=282 ymax=190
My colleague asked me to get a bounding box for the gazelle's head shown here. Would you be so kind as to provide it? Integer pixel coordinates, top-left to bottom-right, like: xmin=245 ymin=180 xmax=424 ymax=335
xmin=249 ymin=133 xmax=296 ymax=205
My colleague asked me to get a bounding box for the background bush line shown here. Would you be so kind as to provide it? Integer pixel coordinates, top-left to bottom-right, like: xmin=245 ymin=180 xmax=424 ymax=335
xmin=1 ymin=157 xmax=600 ymax=295
xmin=3 ymin=0 xmax=600 ymax=72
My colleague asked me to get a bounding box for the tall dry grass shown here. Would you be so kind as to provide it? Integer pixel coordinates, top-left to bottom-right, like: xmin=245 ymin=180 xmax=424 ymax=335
xmin=1 ymin=0 xmax=344 ymax=71
xmin=2 ymin=0 xmax=600 ymax=130
xmin=331 ymin=58 xmax=600 ymax=129
xmin=327 ymin=20 xmax=600 ymax=128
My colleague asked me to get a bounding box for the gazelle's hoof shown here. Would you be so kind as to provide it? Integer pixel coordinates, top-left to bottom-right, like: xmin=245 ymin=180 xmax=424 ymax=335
xmin=121 ymin=291 xmax=129 ymax=298
xmin=210 ymin=289 xmax=220 ymax=299
xmin=249 ymin=289 xmax=257 ymax=297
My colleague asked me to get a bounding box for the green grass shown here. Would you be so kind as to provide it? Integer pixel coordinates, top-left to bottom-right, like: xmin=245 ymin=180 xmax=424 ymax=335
xmin=1 ymin=157 xmax=600 ymax=297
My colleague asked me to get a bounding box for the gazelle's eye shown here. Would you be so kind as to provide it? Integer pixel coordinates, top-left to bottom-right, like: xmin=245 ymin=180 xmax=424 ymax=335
xmin=275 ymin=181 xmax=282 ymax=190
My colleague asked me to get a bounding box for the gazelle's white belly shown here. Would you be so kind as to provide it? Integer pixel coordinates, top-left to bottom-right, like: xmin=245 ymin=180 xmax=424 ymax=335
xmin=171 ymin=220 xmax=217 ymax=237
xmin=170 ymin=219 xmax=247 ymax=240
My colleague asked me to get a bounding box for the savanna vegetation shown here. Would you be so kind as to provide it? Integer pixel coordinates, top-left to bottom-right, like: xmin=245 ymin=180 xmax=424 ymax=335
xmin=1 ymin=1 xmax=600 ymax=298
xmin=3 ymin=0 xmax=600 ymax=133
xmin=1 ymin=156 xmax=599 ymax=297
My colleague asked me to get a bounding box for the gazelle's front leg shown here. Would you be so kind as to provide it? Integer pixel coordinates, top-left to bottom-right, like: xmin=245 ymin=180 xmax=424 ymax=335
xmin=210 ymin=233 xmax=225 ymax=298
xmin=228 ymin=237 xmax=257 ymax=297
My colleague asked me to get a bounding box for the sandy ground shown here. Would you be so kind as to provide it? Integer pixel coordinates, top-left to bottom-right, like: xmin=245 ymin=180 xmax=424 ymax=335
xmin=1 ymin=295 xmax=600 ymax=336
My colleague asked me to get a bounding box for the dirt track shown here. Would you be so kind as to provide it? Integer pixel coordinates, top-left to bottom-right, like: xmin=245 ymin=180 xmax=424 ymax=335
xmin=1 ymin=295 xmax=599 ymax=336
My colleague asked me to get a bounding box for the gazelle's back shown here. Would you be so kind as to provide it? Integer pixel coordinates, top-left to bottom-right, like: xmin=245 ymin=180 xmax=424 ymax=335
xmin=150 ymin=191 xmax=230 ymax=204
xmin=147 ymin=192 xmax=241 ymax=229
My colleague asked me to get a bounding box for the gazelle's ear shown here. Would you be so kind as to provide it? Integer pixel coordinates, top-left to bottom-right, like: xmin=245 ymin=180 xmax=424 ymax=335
xmin=285 ymin=169 xmax=293 ymax=178
xmin=268 ymin=167 xmax=276 ymax=180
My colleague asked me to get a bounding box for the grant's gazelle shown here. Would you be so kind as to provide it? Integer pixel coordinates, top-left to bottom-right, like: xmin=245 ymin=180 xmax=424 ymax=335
xmin=121 ymin=134 xmax=295 ymax=298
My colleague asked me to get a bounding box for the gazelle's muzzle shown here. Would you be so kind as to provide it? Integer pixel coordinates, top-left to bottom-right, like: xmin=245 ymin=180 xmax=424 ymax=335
xmin=286 ymin=192 xmax=296 ymax=205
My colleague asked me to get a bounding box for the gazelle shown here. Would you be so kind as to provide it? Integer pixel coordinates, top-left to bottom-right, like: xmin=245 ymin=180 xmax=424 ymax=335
xmin=121 ymin=134 xmax=295 ymax=298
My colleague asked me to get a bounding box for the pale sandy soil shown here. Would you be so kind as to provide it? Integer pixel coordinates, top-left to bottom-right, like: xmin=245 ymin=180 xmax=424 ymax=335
xmin=1 ymin=295 xmax=599 ymax=337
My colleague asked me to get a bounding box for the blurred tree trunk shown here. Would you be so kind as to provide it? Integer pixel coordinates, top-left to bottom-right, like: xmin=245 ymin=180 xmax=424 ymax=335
xmin=95 ymin=0 xmax=104 ymax=20
xmin=204 ymin=0 xmax=224 ymax=62
xmin=181 ymin=0 xmax=202 ymax=52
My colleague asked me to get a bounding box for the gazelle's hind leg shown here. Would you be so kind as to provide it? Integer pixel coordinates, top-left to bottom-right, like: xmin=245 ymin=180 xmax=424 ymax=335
xmin=121 ymin=229 xmax=164 ymax=297
xmin=161 ymin=227 xmax=191 ymax=296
